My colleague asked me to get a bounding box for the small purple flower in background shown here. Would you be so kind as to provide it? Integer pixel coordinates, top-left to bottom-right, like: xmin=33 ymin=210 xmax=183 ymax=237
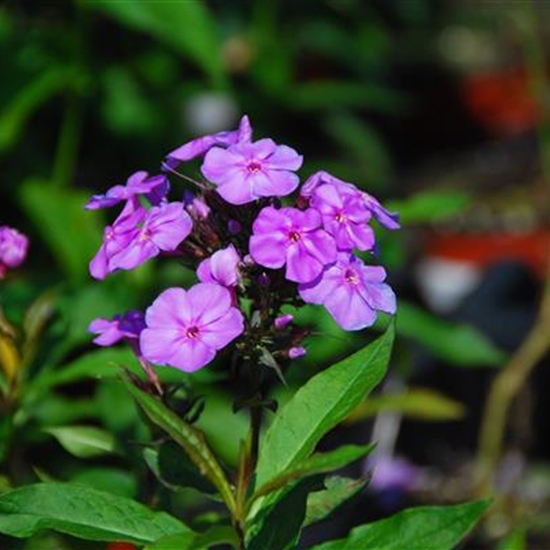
xmin=288 ymin=346 xmax=306 ymax=359
xmin=140 ymin=283 xmax=244 ymax=372
xmin=201 ymin=138 xmax=303 ymax=205
xmin=274 ymin=313 xmax=293 ymax=330
xmin=85 ymin=171 xmax=169 ymax=210
xmin=197 ymin=244 xmax=240 ymax=288
xmin=249 ymin=206 xmax=337 ymax=283
xmin=0 ymin=225 xmax=29 ymax=278
xmin=89 ymin=310 xmax=146 ymax=346
xmin=310 ymin=182 xmax=375 ymax=251
xmin=301 ymin=171 xmax=400 ymax=230
xmin=299 ymin=253 xmax=396 ymax=330
xmin=369 ymin=455 xmax=419 ymax=493
xmin=164 ymin=115 xmax=252 ymax=169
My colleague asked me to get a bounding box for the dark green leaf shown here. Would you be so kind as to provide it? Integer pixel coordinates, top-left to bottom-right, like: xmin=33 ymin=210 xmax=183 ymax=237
xmin=247 ymin=478 xmax=319 ymax=550
xmin=87 ymin=0 xmax=226 ymax=88
xmin=255 ymin=326 xmax=394 ymax=488
xmin=0 ymin=483 xmax=192 ymax=544
xmin=0 ymin=69 xmax=68 ymax=153
xmin=345 ymin=387 xmax=465 ymax=423
xmin=305 ymin=476 xmax=368 ymax=527
xmin=310 ymin=500 xmax=491 ymax=550
xmin=44 ymin=425 xmax=116 ymax=458
xmin=398 ymin=301 xmax=506 ymax=367
xmin=253 ymin=444 xmax=374 ymax=501
xmin=124 ymin=378 xmax=236 ymax=516
xmin=157 ymin=441 xmax=216 ymax=494
xmin=145 ymin=525 xmax=238 ymax=550
xmin=18 ymin=179 xmax=103 ymax=283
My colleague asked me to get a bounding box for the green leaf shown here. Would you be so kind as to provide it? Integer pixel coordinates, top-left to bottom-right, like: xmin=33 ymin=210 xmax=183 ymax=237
xmin=253 ymin=444 xmax=374 ymax=501
xmin=398 ymin=301 xmax=506 ymax=367
xmin=255 ymin=326 xmax=394 ymax=488
xmin=156 ymin=440 xmax=216 ymax=494
xmin=124 ymin=378 xmax=236 ymax=516
xmin=18 ymin=179 xmax=103 ymax=283
xmin=70 ymin=468 xmax=137 ymax=499
xmin=87 ymin=0 xmax=226 ymax=88
xmin=27 ymin=348 xmax=137 ymax=397
xmin=345 ymin=387 xmax=465 ymax=423
xmin=145 ymin=525 xmax=238 ymax=550
xmin=0 ymin=483 xmax=192 ymax=544
xmin=388 ymin=189 xmax=471 ymax=224
xmin=305 ymin=476 xmax=368 ymax=527
xmin=289 ymin=81 xmax=406 ymax=113
xmin=247 ymin=478 xmax=319 ymax=550
xmin=44 ymin=425 xmax=116 ymax=458
xmin=310 ymin=500 xmax=491 ymax=550
xmin=0 ymin=69 xmax=69 ymax=153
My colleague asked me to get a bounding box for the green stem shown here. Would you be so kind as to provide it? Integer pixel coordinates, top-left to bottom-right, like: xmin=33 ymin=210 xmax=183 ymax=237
xmin=474 ymin=0 xmax=550 ymax=495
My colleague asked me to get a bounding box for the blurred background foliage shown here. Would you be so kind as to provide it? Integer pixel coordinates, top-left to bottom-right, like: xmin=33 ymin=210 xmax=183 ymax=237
xmin=1 ymin=0 xmax=550 ymax=548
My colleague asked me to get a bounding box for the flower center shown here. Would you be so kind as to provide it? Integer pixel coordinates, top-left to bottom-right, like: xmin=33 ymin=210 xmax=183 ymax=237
xmin=185 ymin=325 xmax=200 ymax=339
xmin=138 ymin=227 xmax=151 ymax=241
xmin=344 ymin=268 xmax=360 ymax=285
xmin=335 ymin=211 xmax=347 ymax=224
xmin=247 ymin=161 xmax=262 ymax=173
xmin=288 ymin=230 xmax=302 ymax=243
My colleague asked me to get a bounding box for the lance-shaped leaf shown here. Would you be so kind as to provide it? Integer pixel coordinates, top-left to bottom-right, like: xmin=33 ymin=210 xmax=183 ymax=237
xmin=253 ymin=444 xmax=374 ymax=501
xmin=123 ymin=377 xmax=236 ymax=516
xmin=255 ymin=326 xmax=394 ymax=488
xmin=145 ymin=525 xmax=239 ymax=550
xmin=0 ymin=483 xmax=192 ymax=544
xmin=345 ymin=387 xmax=465 ymax=423
xmin=305 ymin=476 xmax=369 ymax=527
xmin=310 ymin=500 xmax=491 ymax=550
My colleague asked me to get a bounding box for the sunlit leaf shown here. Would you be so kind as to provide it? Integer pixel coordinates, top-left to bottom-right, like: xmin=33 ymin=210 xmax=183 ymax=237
xmin=44 ymin=425 xmax=116 ymax=458
xmin=345 ymin=387 xmax=465 ymax=423
xmin=255 ymin=326 xmax=394 ymax=489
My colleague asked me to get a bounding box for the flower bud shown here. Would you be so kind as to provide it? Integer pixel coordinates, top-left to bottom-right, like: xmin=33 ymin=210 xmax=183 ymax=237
xmin=274 ymin=314 xmax=293 ymax=330
xmin=288 ymin=346 xmax=306 ymax=359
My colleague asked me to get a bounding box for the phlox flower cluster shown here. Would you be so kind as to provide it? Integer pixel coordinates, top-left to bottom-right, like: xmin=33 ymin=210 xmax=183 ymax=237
xmin=88 ymin=116 xmax=398 ymax=374
xmin=0 ymin=226 xmax=29 ymax=279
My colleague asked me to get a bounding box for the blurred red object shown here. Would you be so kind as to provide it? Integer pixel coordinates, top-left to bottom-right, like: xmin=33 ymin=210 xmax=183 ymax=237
xmin=426 ymin=229 xmax=549 ymax=278
xmin=107 ymin=543 xmax=137 ymax=550
xmin=461 ymin=67 xmax=541 ymax=135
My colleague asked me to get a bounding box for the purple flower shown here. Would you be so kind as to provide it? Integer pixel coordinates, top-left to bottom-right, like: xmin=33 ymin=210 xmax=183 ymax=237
xmin=310 ymin=182 xmax=375 ymax=251
xmin=197 ymin=244 xmax=240 ymax=287
xmin=274 ymin=313 xmax=293 ymax=330
xmin=249 ymin=206 xmax=337 ymax=283
xmin=299 ymin=253 xmax=396 ymax=330
xmin=89 ymin=310 xmax=146 ymax=346
xmin=90 ymin=201 xmax=192 ymax=279
xmin=301 ymin=171 xmax=400 ymax=230
xmin=183 ymin=191 xmax=211 ymax=220
xmin=85 ymin=171 xmax=169 ymax=210
xmin=201 ymin=139 xmax=303 ymax=205
xmin=288 ymin=346 xmax=306 ymax=359
xmin=140 ymin=283 xmax=244 ymax=372
xmin=0 ymin=226 xmax=29 ymax=274
xmin=111 ymin=202 xmax=192 ymax=272
xmin=164 ymin=115 xmax=252 ymax=169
